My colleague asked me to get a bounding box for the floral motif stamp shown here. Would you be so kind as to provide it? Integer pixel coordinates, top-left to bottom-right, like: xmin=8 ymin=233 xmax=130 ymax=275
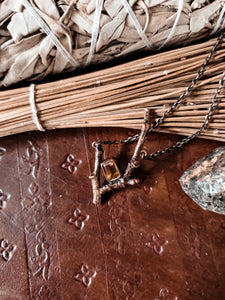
xmin=22 ymin=182 xmax=51 ymax=212
xmin=61 ymin=154 xmax=81 ymax=174
xmin=155 ymin=288 xmax=178 ymax=300
xmin=36 ymin=285 xmax=51 ymax=300
xmin=146 ymin=232 xmax=168 ymax=255
xmin=22 ymin=138 xmax=41 ymax=178
xmin=0 ymin=239 xmax=16 ymax=262
xmin=74 ymin=264 xmax=96 ymax=287
xmin=0 ymin=189 xmax=10 ymax=210
xmin=32 ymin=228 xmax=50 ymax=281
xmin=68 ymin=208 xmax=89 ymax=230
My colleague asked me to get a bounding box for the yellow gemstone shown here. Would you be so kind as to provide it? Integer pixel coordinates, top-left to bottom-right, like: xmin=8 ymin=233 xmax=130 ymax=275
xmin=101 ymin=159 xmax=121 ymax=182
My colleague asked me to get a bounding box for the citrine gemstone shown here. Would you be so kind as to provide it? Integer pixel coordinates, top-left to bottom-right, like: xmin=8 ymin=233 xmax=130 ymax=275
xmin=101 ymin=159 xmax=121 ymax=182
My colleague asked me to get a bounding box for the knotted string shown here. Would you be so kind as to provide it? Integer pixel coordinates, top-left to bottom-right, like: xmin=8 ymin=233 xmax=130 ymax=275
xmin=29 ymin=84 xmax=45 ymax=132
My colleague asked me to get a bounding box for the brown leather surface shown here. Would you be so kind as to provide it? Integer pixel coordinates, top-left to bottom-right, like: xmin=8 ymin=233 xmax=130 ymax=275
xmin=0 ymin=128 xmax=224 ymax=300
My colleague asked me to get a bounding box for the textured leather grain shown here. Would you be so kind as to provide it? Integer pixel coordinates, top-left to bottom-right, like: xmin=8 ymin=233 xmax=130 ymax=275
xmin=0 ymin=128 xmax=224 ymax=300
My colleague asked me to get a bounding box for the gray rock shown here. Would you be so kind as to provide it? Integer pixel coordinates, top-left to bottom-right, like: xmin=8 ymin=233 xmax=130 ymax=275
xmin=179 ymin=146 xmax=225 ymax=214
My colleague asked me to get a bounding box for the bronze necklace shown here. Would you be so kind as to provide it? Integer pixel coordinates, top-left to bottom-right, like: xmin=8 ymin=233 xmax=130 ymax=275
xmin=90 ymin=32 xmax=225 ymax=205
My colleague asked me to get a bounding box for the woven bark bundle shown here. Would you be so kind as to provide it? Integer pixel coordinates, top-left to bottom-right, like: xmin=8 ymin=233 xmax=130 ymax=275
xmin=0 ymin=0 xmax=224 ymax=87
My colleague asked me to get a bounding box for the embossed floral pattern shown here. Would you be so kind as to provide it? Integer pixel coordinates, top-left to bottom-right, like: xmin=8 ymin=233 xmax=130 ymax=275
xmin=61 ymin=154 xmax=81 ymax=174
xmin=20 ymin=134 xmax=58 ymax=297
xmin=146 ymin=232 xmax=168 ymax=255
xmin=32 ymin=228 xmax=50 ymax=281
xmin=0 ymin=189 xmax=10 ymax=210
xmin=0 ymin=147 xmax=6 ymax=160
xmin=143 ymin=185 xmax=153 ymax=194
xmin=22 ymin=182 xmax=51 ymax=211
xmin=74 ymin=264 xmax=96 ymax=287
xmin=108 ymin=199 xmax=125 ymax=254
xmin=0 ymin=239 xmax=16 ymax=261
xmin=68 ymin=208 xmax=89 ymax=230
xmin=22 ymin=139 xmax=41 ymax=178
xmin=155 ymin=288 xmax=178 ymax=300
xmin=36 ymin=285 xmax=51 ymax=300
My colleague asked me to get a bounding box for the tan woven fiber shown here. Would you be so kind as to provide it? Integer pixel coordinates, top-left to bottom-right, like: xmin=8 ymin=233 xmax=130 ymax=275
xmin=0 ymin=36 xmax=225 ymax=141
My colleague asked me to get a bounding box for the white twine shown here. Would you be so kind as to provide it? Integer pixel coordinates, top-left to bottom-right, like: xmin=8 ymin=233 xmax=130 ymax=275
xmin=211 ymin=1 xmax=225 ymax=34
xmin=86 ymin=0 xmax=104 ymax=66
xmin=29 ymin=84 xmax=45 ymax=132
xmin=22 ymin=0 xmax=223 ymax=72
xmin=140 ymin=0 xmax=150 ymax=33
xmin=222 ymin=15 xmax=225 ymax=29
xmin=120 ymin=0 xmax=153 ymax=50
xmin=158 ymin=0 xmax=184 ymax=50
xmin=22 ymin=0 xmax=79 ymax=67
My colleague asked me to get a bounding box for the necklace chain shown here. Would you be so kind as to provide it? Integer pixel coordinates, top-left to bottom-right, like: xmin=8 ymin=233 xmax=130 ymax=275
xmin=95 ymin=32 xmax=225 ymax=159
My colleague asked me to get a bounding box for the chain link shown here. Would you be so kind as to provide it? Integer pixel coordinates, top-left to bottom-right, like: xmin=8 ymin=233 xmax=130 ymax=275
xmin=95 ymin=32 xmax=225 ymax=158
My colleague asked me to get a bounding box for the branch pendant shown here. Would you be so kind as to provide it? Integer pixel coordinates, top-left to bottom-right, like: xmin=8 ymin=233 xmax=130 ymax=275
xmin=89 ymin=109 xmax=152 ymax=205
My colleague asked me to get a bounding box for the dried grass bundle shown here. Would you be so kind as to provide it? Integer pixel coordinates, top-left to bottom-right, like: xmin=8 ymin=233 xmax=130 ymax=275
xmin=0 ymin=0 xmax=225 ymax=87
xmin=0 ymin=36 xmax=225 ymax=141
